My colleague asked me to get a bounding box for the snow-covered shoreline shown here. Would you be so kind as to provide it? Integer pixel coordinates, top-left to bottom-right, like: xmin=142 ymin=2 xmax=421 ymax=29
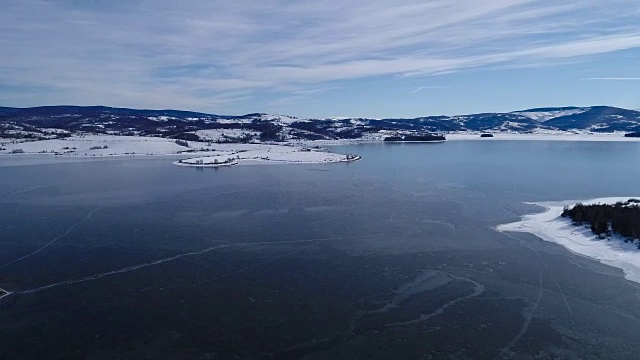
xmin=446 ymin=133 xmax=640 ymax=142
xmin=1 ymin=132 xmax=637 ymax=155
xmin=496 ymin=197 xmax=640 ymax=284
xmin=294 ymin=132 xmax=640 ymax=146
xmin=1 ymin=132 xmax=638 ymax=167
xmin=0 ymin=135 xmax=360 ymax=167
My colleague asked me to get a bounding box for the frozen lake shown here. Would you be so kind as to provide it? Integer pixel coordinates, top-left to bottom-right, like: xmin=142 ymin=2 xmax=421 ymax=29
xmin=2 ymin=140 xmax=640 ymax=359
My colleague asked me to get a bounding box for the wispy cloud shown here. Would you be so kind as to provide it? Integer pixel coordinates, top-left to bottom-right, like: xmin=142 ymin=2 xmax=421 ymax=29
xmin=408 ymin=86 xmax=451 ymax=94
xmin=1 ymin=0 xmax=640 ymax=113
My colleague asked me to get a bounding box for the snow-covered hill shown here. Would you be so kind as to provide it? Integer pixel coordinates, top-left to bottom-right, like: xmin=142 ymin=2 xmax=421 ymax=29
xmin=512 ymin=107 xmax=589 ymax=122
xmin=1 ymin=105 xmax=639 ymax=144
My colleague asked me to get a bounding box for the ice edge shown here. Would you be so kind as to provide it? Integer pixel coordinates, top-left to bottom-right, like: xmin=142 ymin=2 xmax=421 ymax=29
xmin=495 ymin=196 xmax=640 ymax=284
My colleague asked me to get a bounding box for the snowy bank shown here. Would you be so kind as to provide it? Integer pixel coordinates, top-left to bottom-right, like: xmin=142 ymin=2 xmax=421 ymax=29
xmin=496 ymin=197 xmax=640 ymax=284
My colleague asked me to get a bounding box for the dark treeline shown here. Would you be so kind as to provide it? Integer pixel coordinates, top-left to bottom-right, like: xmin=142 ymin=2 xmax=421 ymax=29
xmin=561 ymin=200 xmax=640 ymax=241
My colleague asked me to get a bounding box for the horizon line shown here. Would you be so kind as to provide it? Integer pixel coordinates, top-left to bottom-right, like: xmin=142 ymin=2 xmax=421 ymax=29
xmin=0 ymin=103 xmax=636 ymax=119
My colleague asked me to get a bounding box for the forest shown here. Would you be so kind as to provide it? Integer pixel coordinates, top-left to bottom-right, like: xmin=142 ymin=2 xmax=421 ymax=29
xmin=561 ymin=200 xmax=640 ymax=243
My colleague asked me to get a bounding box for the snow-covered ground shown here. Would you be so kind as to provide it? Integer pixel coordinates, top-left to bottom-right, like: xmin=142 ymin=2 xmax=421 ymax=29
xmin=496 ymin=197 xmax=640 ymax=284
xmin=512 ymin=108 xmax=589 ymax=122
xmin=175 ymin=146 xmax=360 ymax=167
xmin=1 ymin=132 xmax=638 ymax=167
xmin=0 ymin=135 xmax=193 ymax=156
xmin=193 ymin=129 xmax=259 ymax=142
xmin=0 ymin=134 xmax=359 ymax=167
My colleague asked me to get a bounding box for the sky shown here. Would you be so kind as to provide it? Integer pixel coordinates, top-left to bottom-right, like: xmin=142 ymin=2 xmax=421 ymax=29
xmin=1 ymin=0 xmax=640 ymax=118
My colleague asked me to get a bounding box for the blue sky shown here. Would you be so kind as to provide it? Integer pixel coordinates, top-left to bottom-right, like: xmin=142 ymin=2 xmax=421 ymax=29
xmin=1 ymin=0 xmax=640 ymax=118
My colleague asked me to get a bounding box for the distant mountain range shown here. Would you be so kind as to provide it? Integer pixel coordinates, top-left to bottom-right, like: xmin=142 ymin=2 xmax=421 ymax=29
xmin=1 ymin=105 xmax=639 ymax=142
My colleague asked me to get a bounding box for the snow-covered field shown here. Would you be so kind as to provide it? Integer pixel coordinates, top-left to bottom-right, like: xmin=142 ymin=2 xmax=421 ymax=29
xmin=496 ymin=197 xmax=640 ymax=284
xmin=0 ymin=135 xmax=359 ymax=167
xmin=0 ymin=135 xmax=193 ymax=156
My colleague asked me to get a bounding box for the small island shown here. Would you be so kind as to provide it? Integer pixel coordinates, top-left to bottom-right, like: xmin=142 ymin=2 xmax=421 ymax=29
xmin=561 ymin=199 xmax=640 ymax=245
xmin=625 ymin=132 xmax=640 ymax=138
xmin=480 ymin=133 xmax=494 ymax=138
xmin=174 ymin=146 xmax=361 ymax=168
xmin=176 ymin=157 xmax=238 ymax=167
xmin=383 ymin=134 xmax=446 ymax=142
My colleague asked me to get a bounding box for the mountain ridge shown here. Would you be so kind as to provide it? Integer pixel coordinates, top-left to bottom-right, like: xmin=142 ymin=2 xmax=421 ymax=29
xmin=1 ymin=105 xmax=639 ymax=143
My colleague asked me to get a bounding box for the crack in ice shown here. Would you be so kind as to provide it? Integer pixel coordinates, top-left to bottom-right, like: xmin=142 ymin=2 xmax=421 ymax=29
xmin=385 ymin=273 xmax=485 ymax=326
xmin=0 ymin=206 xmax=103 ymax=270
xmin=9 ymin=234 xmax=379 ymax=297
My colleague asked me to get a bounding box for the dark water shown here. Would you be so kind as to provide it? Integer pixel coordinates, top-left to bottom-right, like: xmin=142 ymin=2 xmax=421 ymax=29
xmin=1 ymin=141 xmax=640 ymax=359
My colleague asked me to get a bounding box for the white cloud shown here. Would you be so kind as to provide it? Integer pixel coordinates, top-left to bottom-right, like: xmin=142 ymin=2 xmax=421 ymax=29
xmin=1 ymin=0 xmax=640 ymax=112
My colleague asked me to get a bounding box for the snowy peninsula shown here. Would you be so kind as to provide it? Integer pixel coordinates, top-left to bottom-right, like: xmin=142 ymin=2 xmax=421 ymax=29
xmin=496 ymin=197 xmax=640 ymax=284
xmin=0 ymin=135 xmax=360 ymax=167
